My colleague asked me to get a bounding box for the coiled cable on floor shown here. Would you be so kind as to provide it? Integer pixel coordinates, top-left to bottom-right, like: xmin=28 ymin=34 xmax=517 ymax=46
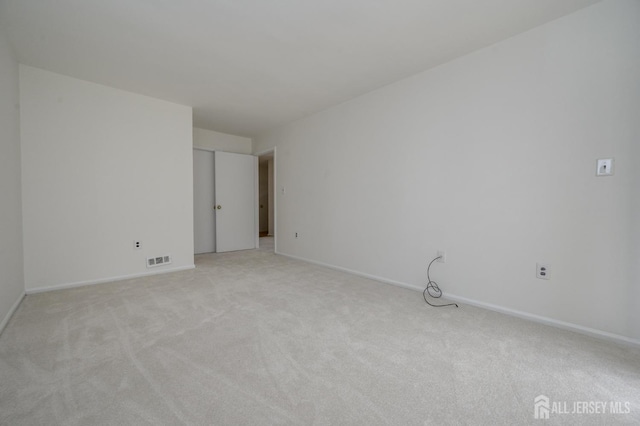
xmin=423 ymin=256 xmax=458 ymax=308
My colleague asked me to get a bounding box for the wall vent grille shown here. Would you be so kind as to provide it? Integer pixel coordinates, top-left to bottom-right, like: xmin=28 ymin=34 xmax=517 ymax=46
xmin=147 ymin=255 xmax=172 ymax=268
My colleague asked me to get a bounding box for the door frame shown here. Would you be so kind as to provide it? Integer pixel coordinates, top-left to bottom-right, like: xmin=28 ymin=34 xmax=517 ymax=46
xmin=255 ymin=147 xmax=277 ymax=253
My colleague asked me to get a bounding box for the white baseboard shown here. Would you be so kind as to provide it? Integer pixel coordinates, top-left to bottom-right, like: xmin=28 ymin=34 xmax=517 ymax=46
xmin=25 ymin=265 xmax=196 ymax=295
xmin=0 ymin=291 xmax=26 ymax=336
xmin=278 ymin=251 xmax=425 ymax=293
xmin=443 ymin=293 xmax=640 ymax=348
xmin=276 ymin=251 xmax=640 ymax=349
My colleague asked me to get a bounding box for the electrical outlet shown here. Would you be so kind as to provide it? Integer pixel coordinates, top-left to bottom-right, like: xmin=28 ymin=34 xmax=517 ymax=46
xmin=536 ymin=263 xmax=549 ymax=280
xmin=596 ymin=158 xmax=613 ymax=176
xmin=134 ymin=240 xmax=142 ymax=250
xmin=437 ymin=250 xmax=446 ymax=263
xmin=295 ymin=232 xmax=299 ymax=239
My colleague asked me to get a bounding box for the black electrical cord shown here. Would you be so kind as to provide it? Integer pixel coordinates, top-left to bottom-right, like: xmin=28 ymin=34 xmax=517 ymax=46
xmin=423 ymin=256 xmax=458 ymax=308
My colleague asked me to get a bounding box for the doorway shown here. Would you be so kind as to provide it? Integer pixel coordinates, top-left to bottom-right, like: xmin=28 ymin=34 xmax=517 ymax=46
xmin=257 ymin=149 xmax=275 ymax=251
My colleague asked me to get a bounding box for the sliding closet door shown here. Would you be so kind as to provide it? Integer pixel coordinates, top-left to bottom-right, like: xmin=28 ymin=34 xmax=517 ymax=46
xmin=193 ymin=149 xmax=215 ymax=254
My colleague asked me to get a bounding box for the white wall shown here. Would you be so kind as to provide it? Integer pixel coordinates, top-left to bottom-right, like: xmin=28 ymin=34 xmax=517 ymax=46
xmin=193 ymin=127 xmax=252 ymax=154
xmin=632 ymin=97 xmax=640 ymax=339
xmin=20 ymin=66 xmax=194 ymax=292
xmin=0 ymin=25 xmax=24 ymax=332
xmin=254 ymin=0 xmax=640 ymax=342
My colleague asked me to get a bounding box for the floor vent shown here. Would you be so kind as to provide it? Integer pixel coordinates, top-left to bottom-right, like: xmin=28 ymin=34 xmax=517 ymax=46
xmin=147 ymin=255 xmax=172 ymax=268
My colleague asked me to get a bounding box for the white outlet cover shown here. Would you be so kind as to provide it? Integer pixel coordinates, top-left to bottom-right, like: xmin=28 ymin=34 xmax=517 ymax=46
xmin=536 ymin=263 xmax=550 ymax=280
xmin=596 ymin=158 xmax=613 ymax=176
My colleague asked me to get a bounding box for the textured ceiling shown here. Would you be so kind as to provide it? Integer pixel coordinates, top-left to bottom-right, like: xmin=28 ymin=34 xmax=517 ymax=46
xmin=0 ymin=0 xmax=600 ymax=137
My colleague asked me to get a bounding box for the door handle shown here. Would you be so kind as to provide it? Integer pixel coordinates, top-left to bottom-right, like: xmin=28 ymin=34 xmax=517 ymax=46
xmin=216 ymin=205 xmax=222 ymax=210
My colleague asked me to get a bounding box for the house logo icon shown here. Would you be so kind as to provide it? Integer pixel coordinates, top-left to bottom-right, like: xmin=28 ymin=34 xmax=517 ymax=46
xmin=534 ymin=395 xmax=550 ymax=419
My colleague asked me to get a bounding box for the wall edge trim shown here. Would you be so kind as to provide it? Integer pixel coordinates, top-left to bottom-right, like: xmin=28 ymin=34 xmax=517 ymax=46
xmin=25 ymin=265 xmax=196 ymax=294
xmin=0 ymin=291 xmax=26 ymax=336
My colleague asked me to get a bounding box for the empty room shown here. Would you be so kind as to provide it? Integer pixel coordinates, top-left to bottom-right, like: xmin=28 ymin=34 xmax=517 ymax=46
xmin=1 ymin=0 xmax=639 ymax=424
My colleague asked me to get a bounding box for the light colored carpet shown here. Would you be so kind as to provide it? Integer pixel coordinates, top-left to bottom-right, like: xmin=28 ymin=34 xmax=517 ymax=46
xmin=1 ymin=247 xmax=639 ymax=425
xmin=259 ymin=236 xmax=275 ymax=251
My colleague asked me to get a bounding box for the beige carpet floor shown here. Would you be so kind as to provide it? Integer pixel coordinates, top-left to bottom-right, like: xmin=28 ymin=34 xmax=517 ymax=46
xmin=1 ymin=241 xmax=639 ymax=425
